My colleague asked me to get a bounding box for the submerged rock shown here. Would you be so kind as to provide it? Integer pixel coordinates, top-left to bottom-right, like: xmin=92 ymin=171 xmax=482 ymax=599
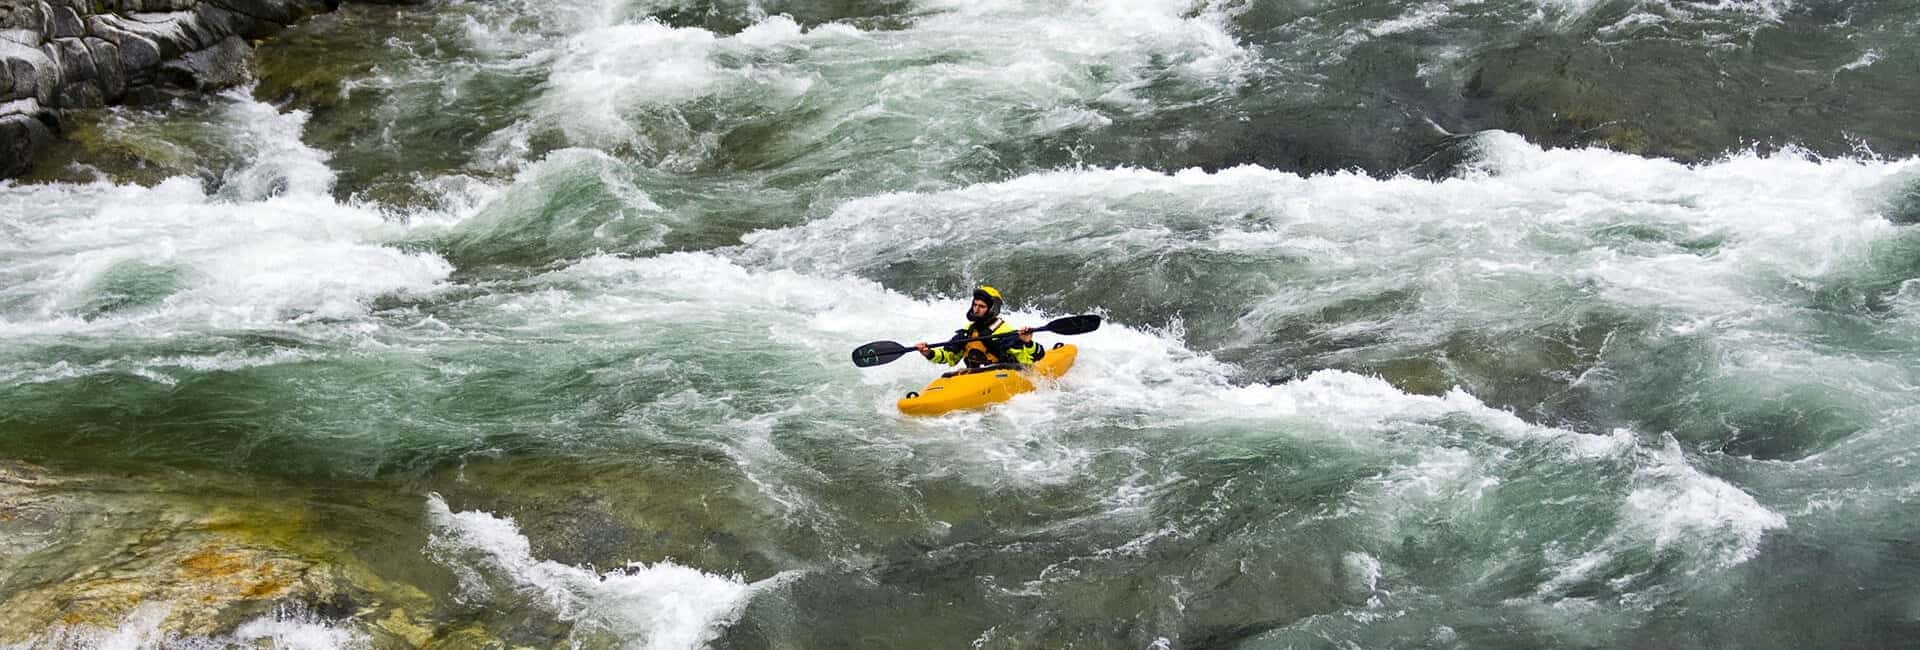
xmin=1460 ymin=27 xmax=1920 ymax=163
xmin=0 ymin=460 xmax=512 ymax=646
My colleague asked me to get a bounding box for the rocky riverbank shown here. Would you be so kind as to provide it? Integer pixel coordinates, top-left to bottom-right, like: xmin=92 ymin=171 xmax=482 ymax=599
xmin=0 ymin=0 xmax=434 ymax=179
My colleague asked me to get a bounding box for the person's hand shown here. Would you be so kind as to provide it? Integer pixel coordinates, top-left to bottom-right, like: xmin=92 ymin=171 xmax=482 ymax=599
xmin=915 ymin=342 xmax=931 ymax=358
xmin=1018 ymin=327 xmax=1033 ymax=343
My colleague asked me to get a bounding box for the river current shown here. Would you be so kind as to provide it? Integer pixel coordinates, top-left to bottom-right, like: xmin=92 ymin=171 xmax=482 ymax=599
xmin=3 ymin=0 xmax=1919 ymax=647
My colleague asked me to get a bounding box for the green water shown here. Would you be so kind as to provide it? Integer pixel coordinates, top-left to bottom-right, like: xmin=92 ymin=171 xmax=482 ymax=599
xmin=4 ymin=0 xmax=1920 ymax=647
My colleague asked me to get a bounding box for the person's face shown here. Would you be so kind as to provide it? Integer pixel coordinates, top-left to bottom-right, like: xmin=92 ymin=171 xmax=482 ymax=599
xmin=970 ymin=298 xmax=989 ymax=319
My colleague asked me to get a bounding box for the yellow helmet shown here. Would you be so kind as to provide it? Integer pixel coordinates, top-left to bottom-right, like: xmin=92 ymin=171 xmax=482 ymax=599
xmin=970 ymin=285 xmax=1003 ymax=323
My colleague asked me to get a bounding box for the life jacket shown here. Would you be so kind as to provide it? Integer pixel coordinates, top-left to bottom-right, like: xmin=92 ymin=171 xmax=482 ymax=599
xmin=959 ymin=319 xmax=1015 ymax=368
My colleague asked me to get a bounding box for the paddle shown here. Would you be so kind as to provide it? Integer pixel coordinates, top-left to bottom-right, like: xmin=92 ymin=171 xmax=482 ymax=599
xmin=850 ymin=314 xmax=1102 ymax=368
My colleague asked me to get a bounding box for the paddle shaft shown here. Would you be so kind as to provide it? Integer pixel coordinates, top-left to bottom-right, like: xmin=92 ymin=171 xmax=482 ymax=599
xmin=851 ymin=314 xmax=1101 ymax=367
xmin=914 ymin=328 xmax=1034 ymax=351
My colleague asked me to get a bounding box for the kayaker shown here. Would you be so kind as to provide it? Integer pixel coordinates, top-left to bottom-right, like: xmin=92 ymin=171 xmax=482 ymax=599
xmin=914 ymin=285 xmax=1043 ymax=373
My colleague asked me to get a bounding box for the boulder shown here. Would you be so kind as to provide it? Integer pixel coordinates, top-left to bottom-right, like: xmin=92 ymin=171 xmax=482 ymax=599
xmin=3 ymin=56 xmax=24 ymax=100
xmin=190 ymin=2 xmax=259 ymax=42
xmin=0 ymin=461 xmax=473 ymax=645
xmin=121 ymin=11 xmax=210 ymax=53
xmin=4 ymin=53 xmax=40 ymax=101
xmin=201 ymin=0 xmax=316 ymax=26
xmin=96 ymin=13 xmax=190 ymax=61
xmin=0 ymin=112 xmax=52 ymax=178
xmin=85 ymin=16 xmax=163 ymax=80
xmin=0 ymin=28 xmax=44 ymax=48
xmin=50 ymin=37 xmax=103 ymax=107
xmin=179 ymin=10 xmax=231 ymax=52
xmin=5 ymin=3 xmax=45 ymax=33
xmin=0 ymin=96 xmax=43 ymax=119
xmin=84 ymin=37 xmax=124 ymax=101
xmin=1 ymin=0 xmax=373 ymax=180
xmin=0 ymin=43 xmax=56 ymax=106
xmin=48 ymin=5 xmax=83 ymax=38
xmin=157 ymin=33 xmax=247 ymax=91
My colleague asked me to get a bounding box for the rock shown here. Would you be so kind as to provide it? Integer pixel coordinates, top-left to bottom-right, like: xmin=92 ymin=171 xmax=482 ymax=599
xmin=2 ymin=58 xmax=21 ymax=100
xmin=84 ymin=37 xmax=123 ymax=101
xmin=48 ymin=5 xmax=82 ymax=38
xmin=6 ymin=3 xmax=45 ymax=33
xmin=2 ymin=0 xmax=374 ymax=180
xmin=93 ymin=13 xmax=188 ymax=61
xmin=190 ymin=2 xmax=260 ymax=42
xmin=0 ymin=29 xmax=43 ymax=49
xmin=0 ymin=457 xmax=82 ymax=589
xmin=186 ymin=11 xmax=232 ymax=52
xmin=4 ymin=52 xmax=40 ymax=100
xmin=85 ymin=17 xmax=162 ymax=82
xmin=162 ymin=17 xmax=215 ymax=58
xmin=246 ymin=4 xmax=387 ymax=110
xmin=201 ymin=0 xmax=319 ymax=26
xmin=20 ymin=110 xmax=197 ymax=185
xmin=1 ymin=43 xmax=57 ymax=106
xmin=55 ymin=77 xmax=100 ymax=106
xmin=157 ymin=33 xmax=246 ymax=90
xmin=0 ymin=462 xmax=453 ymax=644
xmin=52 ymin=41 xmax=104 ymax=107
xmin=119 ymin=36 xmax=158 ymax=85
xmin=51 ymin=37 xmax=97 ymax=89
xmin=33 ymin=43 xmax=63 ymax=92
xmin=129 ymin=11 xmax=217 ymax=53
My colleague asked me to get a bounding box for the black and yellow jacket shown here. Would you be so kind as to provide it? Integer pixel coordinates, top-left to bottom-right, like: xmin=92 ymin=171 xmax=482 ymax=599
xmin=929 ymin=319 xmax=1042 ymax=368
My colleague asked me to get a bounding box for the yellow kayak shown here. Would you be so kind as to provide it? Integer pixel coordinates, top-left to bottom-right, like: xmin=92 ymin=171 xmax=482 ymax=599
xmin=898 ymin=344 xmax=1079 ymax=416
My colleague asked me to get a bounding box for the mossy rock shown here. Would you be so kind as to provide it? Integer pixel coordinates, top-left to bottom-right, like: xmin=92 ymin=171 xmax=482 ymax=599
xmin=248 ymin=4 xmax=414 ymax=112
xmin=19 ymin=107 xmax=208 ymax=185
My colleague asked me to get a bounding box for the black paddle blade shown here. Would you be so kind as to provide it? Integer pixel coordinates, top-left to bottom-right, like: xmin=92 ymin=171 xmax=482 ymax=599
xmin=1041 ymin=314 xmax=1102 ymax=335
xmin=852 ymin=340 xmax=914 ymax=367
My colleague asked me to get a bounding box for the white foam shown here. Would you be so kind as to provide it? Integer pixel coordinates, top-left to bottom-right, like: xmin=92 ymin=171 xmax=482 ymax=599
xmin=430 ymin=147 xmax=675 ymax=257
xmin=1367 ymin=1 xmax=1457 ymax=37
xmin=415 ymin=246 xmax=1793 ymax=590
xmin=211 ymin=86 xmax=338 ymax=201
xmin=0 ymin=349 xmax=317 ymax=386
xmin=0 ymin=89 xmax=456 ymax=339
xmin=229 ymin=607 xmax=366 ymax=650
xmin=1342 ymin=551 xmax=1384 ymax=597
xmin=483 ymin=0 xmax=1248 ymax=165
xmin=496 ymin=248 xmax=1654 ymax=493
xmin=1532 ymin=437 xmax=1788 ymax=598
xmin=1008 ymin=321 xmax=1779 ymax=586
xmin=441 ymin=253 xmax=1131 ymax=492
xmin=537 ymin=21 xmax=725 ymax=147
xmin=19 ymin=603 xmax=364 ymax=650
xmin=0 ymin=182 xmax=451 ymax=336
xmin=918 ymin=0 xmax=1250 ymax=80
xmin=1618 ymin=437 xmax=1787 ymax=569
xmin=1531 ymin=0 xmax=1796 ymax=23
xmin=1840 ymin=49 xmax=1882 ymax=72
xmin=744 ymin=133 xmax=1916 ymax=388
xmin=425 ymin=494 xmax=781 ymax=650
